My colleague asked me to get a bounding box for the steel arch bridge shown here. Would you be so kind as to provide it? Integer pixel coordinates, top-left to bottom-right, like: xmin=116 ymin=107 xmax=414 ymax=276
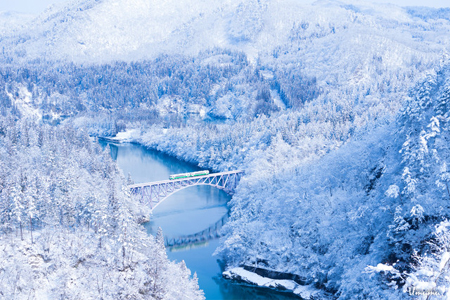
xmin=129 ymin=170 xmax=243 ymax=211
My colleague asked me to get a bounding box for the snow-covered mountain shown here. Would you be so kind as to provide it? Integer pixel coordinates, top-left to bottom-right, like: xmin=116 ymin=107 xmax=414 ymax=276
xmin=0 ymin=11 xmax=34 ymax=35
xmin=2 ymin=0 xmax=449 ymax=126
xmin=2 ymin=0 xmax=449 ymax=67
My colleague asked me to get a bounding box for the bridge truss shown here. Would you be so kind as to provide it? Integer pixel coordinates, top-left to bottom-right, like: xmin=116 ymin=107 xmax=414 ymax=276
xmin=129 ymin=170 xmax=243 ymax=211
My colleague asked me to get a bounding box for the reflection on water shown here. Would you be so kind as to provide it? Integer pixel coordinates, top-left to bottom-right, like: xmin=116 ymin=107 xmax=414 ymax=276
xmin=100 ymin=140 xmax=203 ymax=184
xmin=145 ymin=185 xmax=229 ymax=237
xmin=167 ymin=239 xmax=300 ymax=300
xmin=163 ymin=213 xmax=228 ymax=248
xmin=100 ymin=140 xmax=300 ymax=300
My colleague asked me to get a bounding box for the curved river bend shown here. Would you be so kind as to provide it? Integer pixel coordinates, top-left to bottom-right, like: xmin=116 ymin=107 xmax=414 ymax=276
xmin=100 ymin=141 xmax=300 ymax=300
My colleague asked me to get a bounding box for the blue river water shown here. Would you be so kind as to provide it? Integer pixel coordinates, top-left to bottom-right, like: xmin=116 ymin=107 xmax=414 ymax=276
xmin=100 ymin=141 xmax=300 ymax=300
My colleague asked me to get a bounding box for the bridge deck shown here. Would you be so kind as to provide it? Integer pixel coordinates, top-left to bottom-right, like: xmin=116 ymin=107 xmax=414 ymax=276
xmin=128 ymin=170 xmax=243 ymax=189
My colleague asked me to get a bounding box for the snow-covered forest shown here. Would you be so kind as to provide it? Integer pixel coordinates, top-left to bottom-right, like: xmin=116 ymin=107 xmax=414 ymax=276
xmin=1 ymin=0 xmax=450 ymax=299
xmin=0 ymin=117 xmax=203 ymax=299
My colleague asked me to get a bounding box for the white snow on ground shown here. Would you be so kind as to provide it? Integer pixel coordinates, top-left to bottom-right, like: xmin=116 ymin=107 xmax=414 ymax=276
xmin=222 ymin=267 xmax=320 ymax=299
xmin=6 ymin=85 xmax=42 ymax=119
xmin=109 ymin=128 xmax=141 ymax=142
xmin=366 ymin=263 xmax=399 ymax=273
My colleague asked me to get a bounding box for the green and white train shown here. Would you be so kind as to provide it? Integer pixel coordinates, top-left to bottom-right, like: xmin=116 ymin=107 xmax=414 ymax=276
xmin=169 ymin=170 xmax=209 ymax=180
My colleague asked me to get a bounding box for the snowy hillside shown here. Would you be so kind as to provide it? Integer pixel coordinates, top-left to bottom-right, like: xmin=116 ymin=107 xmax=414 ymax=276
xmin=0 ymin=118 xmax=204 ymax=299
xmin=0 ymin=11 xmax=34 ymax=35
xmin=1 ymin=0 xmax=449 ymax=68
xmin=1 ymin=0 xmax=448 ymax=128
xmin=1 ymin=0 xmax=449 ymax=129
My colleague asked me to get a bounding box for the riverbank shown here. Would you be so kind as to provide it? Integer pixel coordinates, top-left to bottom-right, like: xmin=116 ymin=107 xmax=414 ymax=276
xmin=223 ymin=267 xmax=321 ymax=299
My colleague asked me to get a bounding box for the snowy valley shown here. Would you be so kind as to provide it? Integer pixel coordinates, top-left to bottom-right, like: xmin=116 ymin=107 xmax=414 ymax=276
xmin=1 ymin=0 xmax=450 ymax=299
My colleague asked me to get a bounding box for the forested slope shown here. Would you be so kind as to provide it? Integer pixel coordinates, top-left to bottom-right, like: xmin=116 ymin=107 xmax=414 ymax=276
xmin=0 ymin=117 xmax=204 ymax=299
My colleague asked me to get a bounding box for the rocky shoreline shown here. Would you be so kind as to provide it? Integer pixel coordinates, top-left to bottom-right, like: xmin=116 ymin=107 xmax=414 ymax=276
xmin=223 ymin=267 xmax=323 ymax=299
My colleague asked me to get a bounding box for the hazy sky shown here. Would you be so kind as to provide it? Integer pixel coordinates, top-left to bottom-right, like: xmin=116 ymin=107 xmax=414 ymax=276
xmin=0 ymin=0 xmax=449 ymax=14
xmin=0 ymin=0 xmax=70 ymax=14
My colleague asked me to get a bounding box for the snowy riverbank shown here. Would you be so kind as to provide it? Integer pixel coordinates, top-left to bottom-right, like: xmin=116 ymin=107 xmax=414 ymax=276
xmin=223 ymin=267 xmax=321 ymax=299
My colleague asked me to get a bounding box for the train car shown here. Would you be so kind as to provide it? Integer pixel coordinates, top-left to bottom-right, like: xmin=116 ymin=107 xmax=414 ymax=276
xmin=169 ymin=173 xmax=191 ymax=180
xmin=190 ymin=170 xmax=209 ymax=177
xmin=169 ymin=170 xmax=209 ymax=180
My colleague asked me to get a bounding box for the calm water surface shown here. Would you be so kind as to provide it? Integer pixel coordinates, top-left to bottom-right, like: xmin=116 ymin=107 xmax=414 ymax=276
xmin=100 ymin=141 xmax=300 ymax=300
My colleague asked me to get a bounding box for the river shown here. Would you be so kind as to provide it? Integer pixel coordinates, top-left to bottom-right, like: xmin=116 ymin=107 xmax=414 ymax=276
xmin=100 ymin=141 xmax=300 ymax=300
